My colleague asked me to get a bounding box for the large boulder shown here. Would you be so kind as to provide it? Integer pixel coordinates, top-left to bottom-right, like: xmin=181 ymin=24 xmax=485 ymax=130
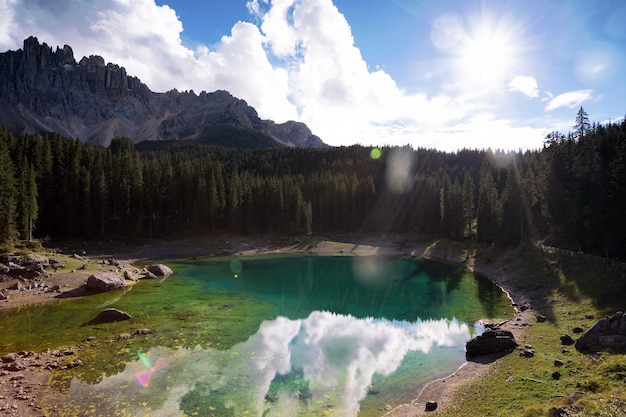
xmin=466 ymin=329 xmax=518 ymax=359
xmin=85 ymin=272 xmax=126 ymax=293
xmin=575 ymin=311 xmax=626 ymax=354
xmin=147 ymin=264 xmax=173 ymax=277
xmin=85 ymin=308 xmax=132 ymax=325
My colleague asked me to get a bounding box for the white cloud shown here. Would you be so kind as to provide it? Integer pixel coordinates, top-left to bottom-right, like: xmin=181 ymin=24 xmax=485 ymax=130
xmin=0 ymin=0 xmax=557 ymax=151
xmin=545 ymin=89 xmax=594 ymax=111
xmin=508 ymin=75 xmax=539 ymax=98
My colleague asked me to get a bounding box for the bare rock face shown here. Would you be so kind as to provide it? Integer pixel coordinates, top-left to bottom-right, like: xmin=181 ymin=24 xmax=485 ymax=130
xmin=85 ymin=308 xmax=131 ymax=325
xmin=261 ymin=120 xmax=326 ymax=148
xmin=465 ymin=329 xmax=518 ymax=359
xmin=0 ymin=37 xmax=326 ymax=149
xmin=575 ymin=311 xmax=626 ymax=353
xmin=85 ymin=272 xmax=126 ymax=293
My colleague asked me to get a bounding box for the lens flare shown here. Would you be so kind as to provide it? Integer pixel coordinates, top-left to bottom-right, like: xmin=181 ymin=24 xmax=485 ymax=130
xmin=229 ymin=259 xmax=243 ymax=277
xmin=136 ymin=366 xmax=159 ymax=388
xmin=135 ymin=350 xmax=162 ymax=388
xmin=137 ymin=350 xmax=152 ymax=369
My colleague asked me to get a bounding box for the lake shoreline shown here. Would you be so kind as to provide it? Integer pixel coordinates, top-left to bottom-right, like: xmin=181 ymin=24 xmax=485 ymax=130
xmin=0 ymin=235 xmax=534 ymax=416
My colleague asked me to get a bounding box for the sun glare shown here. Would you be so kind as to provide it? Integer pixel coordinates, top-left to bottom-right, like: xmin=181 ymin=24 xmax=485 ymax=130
xmin=432 ymin=11 xmax=522 ymax=89
xmin=461 ymin=30 xmax=512 ymax=82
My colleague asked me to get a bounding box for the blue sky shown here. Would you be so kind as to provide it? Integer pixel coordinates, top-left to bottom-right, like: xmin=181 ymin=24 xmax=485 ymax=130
xmin=1 ymin=0 xmax=625 ymax=151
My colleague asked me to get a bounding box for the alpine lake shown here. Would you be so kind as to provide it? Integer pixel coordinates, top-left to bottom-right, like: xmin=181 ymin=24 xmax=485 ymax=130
xmin=0 ymin=254 xmax=515 ymax=417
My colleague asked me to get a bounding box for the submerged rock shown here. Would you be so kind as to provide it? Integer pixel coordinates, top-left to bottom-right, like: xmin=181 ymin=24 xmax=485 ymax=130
xmin=84 ymin=308 xmax=132 ymax=325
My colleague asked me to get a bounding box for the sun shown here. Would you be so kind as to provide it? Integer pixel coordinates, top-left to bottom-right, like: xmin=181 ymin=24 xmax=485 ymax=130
xmin=431 ymin=11 xmax=522 ymax=88
xmin=461 ymin=29 xmax=513 ymax=82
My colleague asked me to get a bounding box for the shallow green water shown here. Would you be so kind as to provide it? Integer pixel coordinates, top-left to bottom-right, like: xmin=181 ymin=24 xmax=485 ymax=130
xmin=0 ymin=254 xmax=514 ymax=417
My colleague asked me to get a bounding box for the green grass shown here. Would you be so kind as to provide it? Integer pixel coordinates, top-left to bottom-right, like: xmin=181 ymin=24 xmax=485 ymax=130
xmin=422 ymin=240 xmax=626 ymax=417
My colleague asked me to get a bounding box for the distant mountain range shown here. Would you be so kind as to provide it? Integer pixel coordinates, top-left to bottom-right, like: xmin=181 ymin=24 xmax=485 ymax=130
xmin=0 ymin=37 xmax=326 ymax=148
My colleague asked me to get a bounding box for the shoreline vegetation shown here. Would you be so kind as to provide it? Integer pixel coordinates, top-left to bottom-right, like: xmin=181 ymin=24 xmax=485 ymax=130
xmin=1 ymin=235 xmax=625 ymax=417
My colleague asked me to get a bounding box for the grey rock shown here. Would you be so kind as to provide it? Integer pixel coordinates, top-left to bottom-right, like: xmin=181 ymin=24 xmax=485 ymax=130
xmin=4 ymin=362 xmax=26 ymax=372
xmin=24 ymin=254 xmax=49 ymax=268
xmin=85 ymin=272 xmax=125 ymax=293
xmin=9 ymin=280 xmax=25 ymax=291
xmin=466 ymin=330 xmax=518 ymax=358
xmin=575 ymin=311 xmax=626 ymax=353
xmin=1 ymin=353 xmax=19 ymax=363
xmin=425 ymin=401 xmax=438 ymax=412
xmin=549 ymin=407 xmax=568 ymax=417
xmin=147 ymin=264 xmax=173 ymax=277
xmin=66 ymin=360 xmax=83 ymax=369
xmin=84 ymin=308 xmax=132 ymax=325
xmin=142 ymin=271 xmax=158 ymax=280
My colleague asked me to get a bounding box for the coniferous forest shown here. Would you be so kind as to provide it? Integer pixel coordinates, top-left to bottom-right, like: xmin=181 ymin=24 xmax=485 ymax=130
xmin=1 ymin=107 xmax=626 ymax=260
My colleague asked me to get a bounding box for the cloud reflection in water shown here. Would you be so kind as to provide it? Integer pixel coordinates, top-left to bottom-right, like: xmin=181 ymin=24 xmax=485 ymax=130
xmin=62 ymin=312 xmax=474 ymax=417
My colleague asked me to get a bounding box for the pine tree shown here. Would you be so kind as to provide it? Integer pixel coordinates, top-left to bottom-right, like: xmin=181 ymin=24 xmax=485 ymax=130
xmin=461 ymin=171 xmax=476 ymax=239
xmin=477 ymin=164 xmax=499 ymax=243
xmin=23 ymin=159 xmax=39 ymax=241
xmin=0 ymin=135 xmax=17 ymax=245
xmin=575 ymin=106 xmax=591 ymax=139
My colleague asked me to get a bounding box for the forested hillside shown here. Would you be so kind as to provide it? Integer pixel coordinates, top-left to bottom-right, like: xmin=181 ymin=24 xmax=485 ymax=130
xmin=1 ymin=108 xmax=625 ymax=259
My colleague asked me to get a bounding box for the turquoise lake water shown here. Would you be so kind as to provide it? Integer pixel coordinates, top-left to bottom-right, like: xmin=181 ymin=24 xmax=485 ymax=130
xmin=0 ymin=254 xmax=514 ymax=417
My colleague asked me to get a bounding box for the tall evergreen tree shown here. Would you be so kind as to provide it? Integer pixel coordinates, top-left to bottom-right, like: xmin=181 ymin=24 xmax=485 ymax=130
xmin=575 ymin=106 xmax=591 ymax=139
xmin=0 ymin=135 xmax=17 ymax=245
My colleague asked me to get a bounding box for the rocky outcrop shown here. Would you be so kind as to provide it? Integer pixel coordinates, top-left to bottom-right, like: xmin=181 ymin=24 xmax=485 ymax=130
xmin=465 ymin=329 xmax=518 ymax=359
xmin=84 ymin=308 xmax=132 ymax=325
xmin=85 ymin=272 xmax=126 ymax=293
xmin=575 ymin=311 xmax=626 ymax=353
xmin=0 ymin=37 xmax=326 ymax=148
xmin=262 ymin=120 xmax=325 ymax=148
xmin=1 ymin=253 xmax=50 ymax=274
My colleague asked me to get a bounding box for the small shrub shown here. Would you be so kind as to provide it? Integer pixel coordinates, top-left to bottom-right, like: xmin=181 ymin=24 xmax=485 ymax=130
xmin=578 ymin=379 xmax=602 ymax=393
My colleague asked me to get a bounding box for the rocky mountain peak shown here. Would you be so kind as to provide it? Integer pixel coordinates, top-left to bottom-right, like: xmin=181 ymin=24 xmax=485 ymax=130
xmin=0 ymin=37 xmax=326 ymax=148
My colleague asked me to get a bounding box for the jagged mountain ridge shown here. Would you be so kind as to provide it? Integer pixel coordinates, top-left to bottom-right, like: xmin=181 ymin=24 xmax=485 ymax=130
xmin=0 ymin=37 xmax=326 ymax=148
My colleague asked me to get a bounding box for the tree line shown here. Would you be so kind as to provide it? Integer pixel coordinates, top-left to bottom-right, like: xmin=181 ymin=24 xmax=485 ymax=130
xmin=1 ymin=107 xmax=625 ymax=259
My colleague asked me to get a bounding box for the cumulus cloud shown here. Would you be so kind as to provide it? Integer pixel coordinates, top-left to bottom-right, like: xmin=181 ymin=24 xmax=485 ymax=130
xmin=508 ymin=75 xmax=539 ymax=98
xmin=545 ymin=89 xmax=594 ymax=111
xmin=57 ymin=312 xmax=472 ymax=417
xmin=0 ymin=0 xmax=549 ymax=150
